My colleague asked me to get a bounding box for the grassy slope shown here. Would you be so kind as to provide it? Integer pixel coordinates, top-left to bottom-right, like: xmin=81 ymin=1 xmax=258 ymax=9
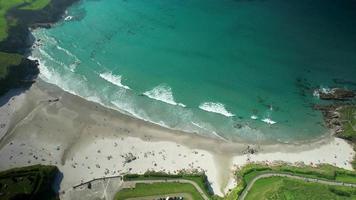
xmin=115 ymin=182 xmax=204 ymax=200
xmin=0 ymin=51 xmax=22 ymax=78
xmin=245 ymin=176 xmax=356 ymax=200
xmin=0 ymin=0 xmax=50 ymax=94
xmin=0 ymin=0 xmax=50 ymax=41
xmin=226 ymin=163 xmax=356 ymax=200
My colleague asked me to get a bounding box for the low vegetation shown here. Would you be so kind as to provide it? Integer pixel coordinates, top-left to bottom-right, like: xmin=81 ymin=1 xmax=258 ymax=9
xmin=0 ymin=164 xmax=60 ymax=200
xmin=0 ymin=0 xmax=52 ymax=96
xmin=338 ymin=106 xmax=356 ymax=142
xmin=0 ymin=52 xmax=22 ymax=78
xmin=115 ymin=182 xmax=203 ymax=200
xmin=225 ymin=163 xmax=356 ymax=200
xmin=0 ymin=0 xmax=50 ymax=42
xmin=245 ymin=176 xmax=356 ymax=200
xmin=122 ymin=171 xmax=222 ymax=200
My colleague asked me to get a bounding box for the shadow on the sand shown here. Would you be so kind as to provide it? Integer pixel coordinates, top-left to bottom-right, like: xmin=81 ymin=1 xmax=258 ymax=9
xmin=0 ymin=88 xmax=26 ymax=107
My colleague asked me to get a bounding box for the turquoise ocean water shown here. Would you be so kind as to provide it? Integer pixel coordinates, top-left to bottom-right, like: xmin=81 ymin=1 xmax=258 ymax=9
xmin=30 ymin=0 xmax=356 ymax=143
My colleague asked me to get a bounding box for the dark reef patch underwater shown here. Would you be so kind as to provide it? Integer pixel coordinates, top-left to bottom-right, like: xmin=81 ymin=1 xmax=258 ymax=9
xmin=30 ymin=0 xmax=356 ymax=143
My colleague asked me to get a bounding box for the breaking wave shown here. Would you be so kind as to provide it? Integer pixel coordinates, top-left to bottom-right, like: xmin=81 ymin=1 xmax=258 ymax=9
xmin=199 ymin=102 xmax=235 ymax=117
xmin=99 ymin=72 xmax=130 ymax=90
xmin=143 ymin=84 xmax=186 ymax=107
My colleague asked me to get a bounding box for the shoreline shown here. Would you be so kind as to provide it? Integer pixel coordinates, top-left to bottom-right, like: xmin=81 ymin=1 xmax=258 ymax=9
xmin=0 ymin=0 xmax=80 ymax=96
xmin=0 ymin=80 xmax=354 ymax=197
xmin=0 ymin=1 xmax=355 ymax=198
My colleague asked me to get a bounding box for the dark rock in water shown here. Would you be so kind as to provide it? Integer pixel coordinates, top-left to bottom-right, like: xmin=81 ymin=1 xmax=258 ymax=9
xmin=315 ymin=88 xmax=355 ymax=100
xmin=234 ymin=123 xmax=243 ymax=129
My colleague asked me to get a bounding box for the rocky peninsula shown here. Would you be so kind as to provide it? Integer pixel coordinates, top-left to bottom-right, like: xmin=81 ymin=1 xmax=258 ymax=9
xmin=0 ymin=0 xmax=79 ymax=96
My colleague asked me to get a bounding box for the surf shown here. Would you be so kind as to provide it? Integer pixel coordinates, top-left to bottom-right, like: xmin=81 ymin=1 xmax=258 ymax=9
xmin=99 ymin=72 xmax=131 ymax=90
xmin=143 ymin=84 xmax=186 ymax=107
xmin=199 ymin=102 xmax=235 ymax=117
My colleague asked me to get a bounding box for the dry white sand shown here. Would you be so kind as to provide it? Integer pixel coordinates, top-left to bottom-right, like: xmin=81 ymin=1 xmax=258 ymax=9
xmin=0 ymin=82 xmax=354 ymax=197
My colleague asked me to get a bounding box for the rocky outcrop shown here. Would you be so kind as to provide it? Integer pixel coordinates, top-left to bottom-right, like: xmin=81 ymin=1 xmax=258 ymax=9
xmin=314 ymin=104 xmax=344 ymax=134
xmin=1 ymin=0 xmax=80 ymax=53
xmin=314 ymin=88 xmax=356 ymax=101
xmin=0 ymin=0 xmax=79 ymax=96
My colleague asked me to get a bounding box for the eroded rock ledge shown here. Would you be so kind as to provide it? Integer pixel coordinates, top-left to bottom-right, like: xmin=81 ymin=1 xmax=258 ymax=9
xmin=314 ymin=88 xmax=356 ymax=101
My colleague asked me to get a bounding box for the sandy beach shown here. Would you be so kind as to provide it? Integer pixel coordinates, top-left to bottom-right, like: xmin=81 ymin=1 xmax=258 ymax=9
xmin=0 ymin=80 xmax=354 ymax=197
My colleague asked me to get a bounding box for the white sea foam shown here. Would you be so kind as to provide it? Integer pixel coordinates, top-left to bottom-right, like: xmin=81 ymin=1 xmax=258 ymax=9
xmin=99 ymin=72 xmax=131 ymax=90
xmin=250 ymin=115 xmax=258 ymax=120
xmin=313 ymin=87 xmax=332 ymax=98
xmin=191 ymin=122 xmax=227 ymax=141
xmin=143 ymin=84 xmax=186 ymax=107
xmin=56 ymin=46 xmax=79 ymax=61
xmin=199 ymin=102 xmax=234 ymax=117
xmin=192 ymin=122 xmax=204 ymax=129
xmin=261 ymin=118 xmax=277 ymax=125
xmin=37 ymin=48 xmax=78 ymax=73
xmin=55 ymin=45 xmax=81 ymax=72
xmin=64 ymin=15 xmax=73 ymax=21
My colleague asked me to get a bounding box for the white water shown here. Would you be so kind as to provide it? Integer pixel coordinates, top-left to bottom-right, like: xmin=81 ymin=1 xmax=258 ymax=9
xmin=143 ymin=84 xmax=186 ymax=107
xmin=99 ymin=72 xmax=131 ymax=90
xmin=199 ymin=102 xmax=235 ymax=117
xmin=261 ymin=118 xmax=277 ymax=125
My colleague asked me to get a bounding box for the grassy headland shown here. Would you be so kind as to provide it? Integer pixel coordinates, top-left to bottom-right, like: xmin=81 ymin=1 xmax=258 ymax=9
xmin=226 ymin=163 xmax=356 ymax=200
xmin=0 ymin=0 xmax=78 ymax=96
xmin=0 ymin=0 xmax=50 ymax=41
xmin=245 ymin=176 xmax=356 ymax=200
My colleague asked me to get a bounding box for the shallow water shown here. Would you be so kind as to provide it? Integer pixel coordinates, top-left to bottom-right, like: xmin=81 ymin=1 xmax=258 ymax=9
xmin=30 ymin=0 xmax=356 ymax=142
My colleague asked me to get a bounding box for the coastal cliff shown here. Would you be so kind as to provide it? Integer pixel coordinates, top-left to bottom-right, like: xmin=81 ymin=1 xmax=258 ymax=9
xmin=0 ymin=0 xmax=79 ymax=96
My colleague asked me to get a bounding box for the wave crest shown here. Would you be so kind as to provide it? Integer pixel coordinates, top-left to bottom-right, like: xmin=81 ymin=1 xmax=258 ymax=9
xmin=199 ymin=102 xmax=234 ymax=117
xmin=99 ymin=72 xmax=131 ymax=90
xmin=143 ymin=84 xmax=186 ymax=107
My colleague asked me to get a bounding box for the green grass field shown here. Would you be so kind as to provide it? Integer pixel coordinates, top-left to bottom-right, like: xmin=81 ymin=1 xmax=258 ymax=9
xmin=0 ymin=51 xmax=22 ymax=78
xmin=115 ymin=182 xmax=204 ymax=200
xmin=245 ymin=176 xmax=356 ymax=200
xmin=123 ymin=172 xmax=222 ymax=199
xmin=0 ymin=0 xmax=51 ymax=95
xmin=226 ymin=163 xmax=356 ymax=200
